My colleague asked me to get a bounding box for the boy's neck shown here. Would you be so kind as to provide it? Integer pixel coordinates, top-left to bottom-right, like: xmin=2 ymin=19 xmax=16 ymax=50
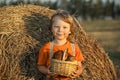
xmin=53 ymin=39 xmax=67 ymax=46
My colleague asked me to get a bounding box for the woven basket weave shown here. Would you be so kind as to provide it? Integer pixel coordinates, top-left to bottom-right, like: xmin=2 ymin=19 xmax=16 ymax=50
xmin=50 ymin=59 xmax=78 ymax=77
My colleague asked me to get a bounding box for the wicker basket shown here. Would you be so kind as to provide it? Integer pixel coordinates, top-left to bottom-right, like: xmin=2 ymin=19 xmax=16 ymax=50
xmin=50 ymin=59 xmax=78 ymax=77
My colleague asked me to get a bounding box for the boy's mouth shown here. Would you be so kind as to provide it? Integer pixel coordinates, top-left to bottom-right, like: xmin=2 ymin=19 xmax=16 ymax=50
xmin=57 ymin=33 xmax=64 ymax=35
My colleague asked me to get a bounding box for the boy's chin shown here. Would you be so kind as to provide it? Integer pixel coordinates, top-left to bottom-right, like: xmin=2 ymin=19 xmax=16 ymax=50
xmin=55 ymin=36 xmax=68 ymax=40
xmin=56 ymin=37 xmax=65 ymax=40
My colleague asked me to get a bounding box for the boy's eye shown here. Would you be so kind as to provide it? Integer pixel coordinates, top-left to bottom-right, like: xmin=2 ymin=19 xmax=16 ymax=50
xmin=63 ymin=26 xmax=67 ymax=29
xmin=54 ymin=26 xmax=59 ymax=28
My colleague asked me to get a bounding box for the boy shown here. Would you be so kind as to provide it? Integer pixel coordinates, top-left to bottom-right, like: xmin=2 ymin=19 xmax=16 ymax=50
xmin=37 ymin=10 xmax=84 ymax=80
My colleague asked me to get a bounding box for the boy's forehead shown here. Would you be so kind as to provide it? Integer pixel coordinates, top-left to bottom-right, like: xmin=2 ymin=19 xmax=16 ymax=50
xmin=53 ymin=17 xmax=67 ymax=24
xmin=52 ymin=18 xmax=70 ymax=27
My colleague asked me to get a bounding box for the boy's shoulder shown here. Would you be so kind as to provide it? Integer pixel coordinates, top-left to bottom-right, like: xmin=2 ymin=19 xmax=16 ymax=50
xmin=43 ymin=42 xmax=50 ymax=46
xmin=69 ymin=41 xmax=77 ymax=46
xmin=41 ymin=42 xmax=51 ymax=49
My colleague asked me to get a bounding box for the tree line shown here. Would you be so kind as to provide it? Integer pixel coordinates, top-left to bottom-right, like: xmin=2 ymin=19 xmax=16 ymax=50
xmin=0 ymin=0 xmax=120 ymax=20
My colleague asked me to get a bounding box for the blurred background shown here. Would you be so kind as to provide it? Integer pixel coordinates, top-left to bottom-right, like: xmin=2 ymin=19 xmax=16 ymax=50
xmin=0 ymin=0 xmax=120 ymax=79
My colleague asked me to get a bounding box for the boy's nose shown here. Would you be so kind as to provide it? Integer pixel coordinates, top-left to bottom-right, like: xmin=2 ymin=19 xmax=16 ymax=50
xmin=58 ymin=27 xmax=63 ymax=32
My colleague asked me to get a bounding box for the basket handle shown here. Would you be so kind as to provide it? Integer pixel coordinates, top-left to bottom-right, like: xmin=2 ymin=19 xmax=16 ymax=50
xmin=62 ymin=48 xmax=68 ymax=61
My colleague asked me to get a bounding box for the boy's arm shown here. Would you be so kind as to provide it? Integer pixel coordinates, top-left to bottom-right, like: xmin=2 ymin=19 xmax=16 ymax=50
xmin=77 ymin=62 xmax=83 ymax=75
xmin=38 ymin=65 xmax=50 ymax=75
xmin=38 ymin=65 xmax=57 ymax=78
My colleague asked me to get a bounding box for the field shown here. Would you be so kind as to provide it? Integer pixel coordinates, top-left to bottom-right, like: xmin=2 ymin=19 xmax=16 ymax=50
xmin=80 ymin=20 xmax=120 ymax=79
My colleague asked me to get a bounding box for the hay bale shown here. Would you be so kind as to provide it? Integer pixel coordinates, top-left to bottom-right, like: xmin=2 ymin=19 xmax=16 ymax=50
xmin=0 ymin=4 xmax=54 ymax=80
xmin=0 ymin=4 xmax=117 ymax=80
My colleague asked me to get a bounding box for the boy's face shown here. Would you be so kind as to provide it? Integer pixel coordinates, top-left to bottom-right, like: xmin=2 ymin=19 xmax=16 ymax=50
xmin=52 ymin=16 xmax=71 ymax=41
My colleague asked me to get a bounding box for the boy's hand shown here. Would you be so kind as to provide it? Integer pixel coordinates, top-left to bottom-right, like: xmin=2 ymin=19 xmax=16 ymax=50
xmin=70 ymin=69 xmax=81 ymax=78
xmin=70 ymin=62 xmax=82 ymax=78
xmin=47 ymin=70 xmax=58 ymax=78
